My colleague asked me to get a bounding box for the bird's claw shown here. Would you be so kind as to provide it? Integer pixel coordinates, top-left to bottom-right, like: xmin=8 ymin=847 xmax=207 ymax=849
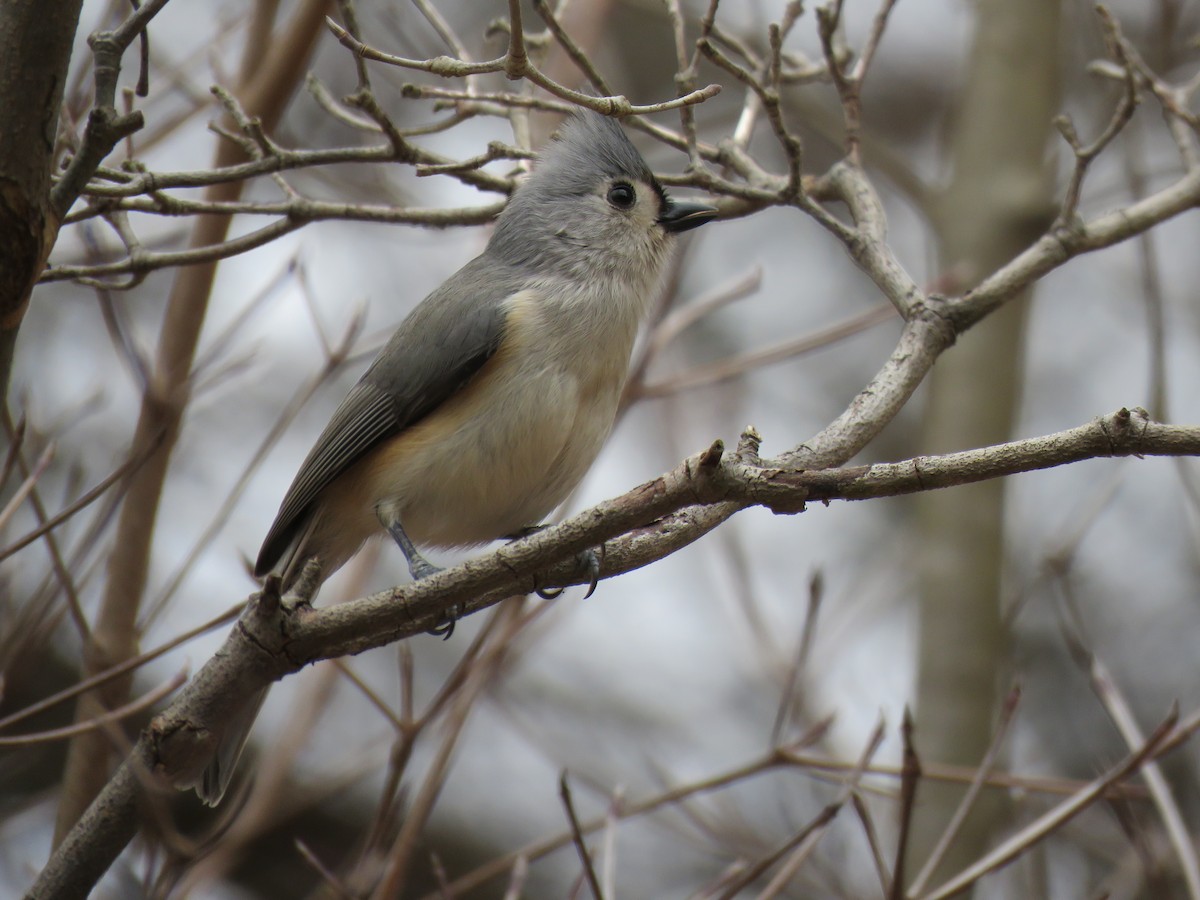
xmin=579 ymin=545 xmax=602 ymax=599
xmin=508 ymin=525 xmax=603 ymax=599
xmin=534 ymin=545 xmax=603 ymax=600
xmin=534 ymin=581 xmax=564 ymax=600
xmin=428 ymin=604 xmax=460 ymax=640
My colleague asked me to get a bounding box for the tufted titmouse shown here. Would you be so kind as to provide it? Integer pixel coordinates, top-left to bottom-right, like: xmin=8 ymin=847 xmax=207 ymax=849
xmin=196 ymin=111 xmax=716 ymax=804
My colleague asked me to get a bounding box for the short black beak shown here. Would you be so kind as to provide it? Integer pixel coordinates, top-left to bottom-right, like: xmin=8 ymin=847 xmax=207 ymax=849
xmin=658 ymin=199 xmax=719 ymax=234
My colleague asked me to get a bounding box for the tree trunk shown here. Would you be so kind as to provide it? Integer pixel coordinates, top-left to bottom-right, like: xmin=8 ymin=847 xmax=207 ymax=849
xmin=0 ymin=0 xmax=84 ymax=407
xmin=911 ymin=0 xmax=1062 ymax=886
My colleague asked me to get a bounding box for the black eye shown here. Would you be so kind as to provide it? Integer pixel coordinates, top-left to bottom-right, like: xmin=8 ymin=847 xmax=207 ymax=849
xmin=607 ymin=182 xmax=636 ymax=209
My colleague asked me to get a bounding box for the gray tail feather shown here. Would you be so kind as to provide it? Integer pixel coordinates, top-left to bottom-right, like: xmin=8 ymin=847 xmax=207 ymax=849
xmin=276 ymin=513 xmax=337 ymax=594
xmin=276 ymin=516 xmax=314 ymax=594
xmin=196 ymin=686 xmax=269 ymax=806
xmin=199 ymin=518 xmax=331 ymax=804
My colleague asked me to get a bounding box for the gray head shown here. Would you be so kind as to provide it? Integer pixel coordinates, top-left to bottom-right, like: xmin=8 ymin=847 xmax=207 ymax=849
xmin=488 ymin=112 xmax=716 ymax=279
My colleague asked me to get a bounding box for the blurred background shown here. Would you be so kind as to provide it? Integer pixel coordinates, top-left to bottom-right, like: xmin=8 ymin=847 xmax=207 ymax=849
xmin=3 ymin=0 xmax=1200 ymax=896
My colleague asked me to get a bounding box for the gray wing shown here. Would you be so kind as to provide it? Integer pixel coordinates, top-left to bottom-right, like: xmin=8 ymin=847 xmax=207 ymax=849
xmin=254 ymin=258 xmax=515 ymax=576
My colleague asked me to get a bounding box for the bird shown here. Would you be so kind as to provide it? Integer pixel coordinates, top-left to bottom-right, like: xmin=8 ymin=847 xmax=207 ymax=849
xmin=196 ymin=110 xmax=717 ymax=805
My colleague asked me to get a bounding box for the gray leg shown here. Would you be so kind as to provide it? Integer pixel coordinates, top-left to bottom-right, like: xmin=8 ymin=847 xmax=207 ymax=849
xmin=384 ymin=518 xmax=442 ymax=580
xmin=382 ymin=516 xmax=456 ymax=638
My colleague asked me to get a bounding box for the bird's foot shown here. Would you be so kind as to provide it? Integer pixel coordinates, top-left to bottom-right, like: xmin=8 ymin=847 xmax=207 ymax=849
xmin=413 ymin=563 xmax=459 ymax=640
xmin=508 ymin=525 xmax=603 ymax=600
xmin=385 ymin=520 xmax=457 ymax=640
xmin=418 ymin=567 xmax=459 ymax=640
xmin=535 ymin=546 xmax=602 ymax=600
xmin=428 ymin=606 xmax=458 ymax=640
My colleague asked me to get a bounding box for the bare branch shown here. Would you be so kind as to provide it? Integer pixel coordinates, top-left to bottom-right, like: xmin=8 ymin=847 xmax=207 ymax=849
xmin=1072 ymin=639 xmax=1200 ymax=899
xmin=0 ymin=440 xmax=55 ymax=532
xmin=533 ymin=0 xmax=614 ymax=96
xmin=637 ymin=303 xmax=895 ymax=400
xmin=921 ymin=709 xmax=1188 ymax=900
xmin=0 ymin=670 xmax=186 ymax=747
xmin=50 ymin=0 xmax=174 ymax=219
xmin=67 ymin=138 xmax=515 ymax=203
xmin=325 ymin=15 xmax=721 ymax=117
xmin=1054 ymin=6 xmax=1140 ymax=226
xmin=907 ymin=687 xmax=1023 ymax=896
xmin=954 ymin=165 xmax=1200 ymax=330
xmin=45 ymin=200 xmax=504 ymax=287
xmin=0 ymin=604 xmax=240 ymax=733
xmin=560 ymin=772 xmax=605 ymax=900
xmin=0 ymin=434 xmax=159 ymax=564
xmin=890 ymin=708 xmax=921 ymax=900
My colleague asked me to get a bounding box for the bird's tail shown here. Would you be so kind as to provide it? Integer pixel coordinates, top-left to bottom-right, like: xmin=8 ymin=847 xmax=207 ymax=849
xmin=195 ymin=686 xmax=269 ymax=806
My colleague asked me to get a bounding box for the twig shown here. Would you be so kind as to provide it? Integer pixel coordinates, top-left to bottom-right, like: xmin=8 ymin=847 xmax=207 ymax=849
xmin=0 ymin=603 xmax=241 ymax=732
xmin=852 ymin=0 xmax=900 ymax=83
xmin=416 ymin=141 xmax=534 ymax=176
xmin=1057 ymin=615 xmax=1200 ymax=900
xmin=650 ymin=265 xmax=763 ymax=355
xmin=639 ymin=303 xmax=896 ymax=399
xmin=66 ymin=131 xmax=517 ymax=205
xmin=906 ymin=686 xmax=1023 ymax=897
xmin=920 ymin=709 xmax=1189 ymax=900
xmin=1099 ymin=11 xmax=1200 ymax=169
xmin=331 ymin=659 xmax=406 ymax=732
xmin=501 ymin=855 xmax=529 ymax=900
xmin=601 ymin=787 xmax=623 ymax=899
xmin=757 ymin=720 xmax=886 ymax=898
xmin=295 ymin=839 xmax=355 ymax=900
xmin=699 ymin=28 xmax=802 ymax=200
xmin=50 ymin=0 xmax=174 ymax=218
xmin=533 ymin=0 xmax=613 ymax=96
xmin=0 ymin=413 xmax=25 ymax=489
xmin=0 ymin=433 xmax=160 ymax=564
xmin=1054 ymin=6 xmax=1140 ymax=226
xmin=561 ymin=771 xmax=606 ymax=900
xmin=1095 ymin=661 xmax=1200 ymax=899
xmin=0 ymin=670 xmax=186 ymax=746
xmin=2 ymin=418 xmax=90 ymax=640
xmin=372 ymin=613 xmax=519 ymax=896
xmin=853 ymin=789 xmax=893 ymax=896
xmin=0 ymin=440 xmax=55 ymax=532
xmin=951 ymin=163 xmax=1200 ymax=330
xmin=663 ymin=0 xmax=704 ymax=167
xmin=45 ymin=201 xmax=504 ymax=287
xmin=769 ymin=571 xmax=824 ymax=746
xmin=326 ymin=16 xmax=720 ymax=117
xmin=890 ymin=708 xmax=921 ymax=900
xmin=335 ymin=0 xmax=373 ymax=91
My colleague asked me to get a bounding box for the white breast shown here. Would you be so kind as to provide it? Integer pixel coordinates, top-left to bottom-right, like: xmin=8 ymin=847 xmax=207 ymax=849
xmin=373 ymin=278 xmax=650 ymax=547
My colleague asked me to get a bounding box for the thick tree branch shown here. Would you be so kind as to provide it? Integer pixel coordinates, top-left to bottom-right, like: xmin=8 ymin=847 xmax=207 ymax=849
xmin=0 ymin=0 xmax=85 ymax=405
xmin=33 ymin=408 xmax=1200 ymax=897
